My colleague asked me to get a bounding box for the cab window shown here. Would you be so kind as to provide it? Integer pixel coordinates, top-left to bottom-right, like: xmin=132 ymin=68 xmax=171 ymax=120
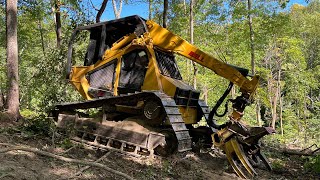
xmin=119 ymin=50 xmax=149 ymax=94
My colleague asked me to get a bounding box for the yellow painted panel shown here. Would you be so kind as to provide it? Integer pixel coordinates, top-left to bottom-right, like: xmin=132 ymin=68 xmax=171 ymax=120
xmin=178 ymin=107 xmax=198 ymax=124
xmin=141 ymin=46 xmax=161 ymax=91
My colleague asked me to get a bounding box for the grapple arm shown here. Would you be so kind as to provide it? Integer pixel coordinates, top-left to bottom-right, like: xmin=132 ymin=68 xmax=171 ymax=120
xmin=145 ymin=20 xmax=274 ymax=178
xmin=146 ymin=20 xmax=259 ymax=96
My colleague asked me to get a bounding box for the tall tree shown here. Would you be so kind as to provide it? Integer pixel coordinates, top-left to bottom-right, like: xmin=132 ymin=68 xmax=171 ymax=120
xmin=0 ymin=90 xmax=4 ymax=110
xmin=149 ymin=0 xmax=152 ymax=20
xmin=189 ymin=0 xmax=197 ymax=89
xmin=247 ymin=0 xmax=255 ymax=74
xmin=5 ymin=0 xmax=20 ymax=120
xmin=246 ymin=0 xmax=261 ymax=126
xmin=163 ymin=0 xmax=168 ymax=28
xmin=52 ymin=0 xmax=62 ymax=48
xmin=51 ymin=0 xmax=79 ymax=47
xmin=112 ymin=0 xmax=123 ymax=19
xmin=96 ymin=0 xmax=109 ymax=23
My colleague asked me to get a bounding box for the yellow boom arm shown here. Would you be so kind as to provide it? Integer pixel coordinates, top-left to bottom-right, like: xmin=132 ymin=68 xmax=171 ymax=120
xmin=146 ymin=20 xmax=259 ymax=96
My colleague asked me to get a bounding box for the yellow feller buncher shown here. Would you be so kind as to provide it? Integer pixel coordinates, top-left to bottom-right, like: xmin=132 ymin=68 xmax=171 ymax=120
xmin=53 ymin=15 xmax=275 ymax=178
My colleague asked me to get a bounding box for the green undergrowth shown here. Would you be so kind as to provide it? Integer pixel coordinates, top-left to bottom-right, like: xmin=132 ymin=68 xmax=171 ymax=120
xmin=0 ymin=110 xmax=77 ymax=151
xmin=19 ymin=115 xmax=55 ymax=137
xmin=263 ymin=134 xmax=320 ymax=174
xmin=304 ymin=155 xmax=320 ymax=173
xmin=271 ymin=159 xmax=286 ymax=171
xmin=264 ymin=132 xmax=320 ymax=150
xmin=60 ymin=138 xmax=74 ymax=149
xmin=18 ymin=113 xmax=81 ymax=150
xmin=20 ymin=109 xmax=40 ymax=119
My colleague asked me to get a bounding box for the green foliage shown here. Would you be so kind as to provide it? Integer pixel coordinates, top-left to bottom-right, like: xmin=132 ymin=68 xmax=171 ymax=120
xmin=305 ymin=155 xmax=320 ymax=173
xmin=19 ymin=115 xmax=55 ymax=137
xmin=272 ymin=159 xmax=285 ymax=170
xmin=60 ymin=138 xmax=74 ymax=149
xmin=165 ymin=0 xmax=320 ymax=147
xmin=0 ymin=0 xmax=91 ymax=113
xmin=20 ymin=109 xmax=40 ymax=119
xmin=162 ymin=160 xmax=174 ymax=175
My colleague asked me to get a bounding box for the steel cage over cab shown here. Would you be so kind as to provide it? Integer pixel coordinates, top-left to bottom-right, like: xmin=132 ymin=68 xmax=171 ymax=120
xmin=66 ymin=15 xmax=148 ymax=78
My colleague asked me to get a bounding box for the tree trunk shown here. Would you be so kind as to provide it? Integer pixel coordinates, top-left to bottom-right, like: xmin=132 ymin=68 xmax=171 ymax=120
xmin=192 ymin=64 xmax=198 ymax=89
xmin=267 ymin=76 xmax=273 ymax=127
xmin=303 ymin=98 xmax=308 ymax=146
xmin=271 ymin=80 xmax=278 ymax=130
xmin=283 ymin=148 xmax=320 ymax=156
xmin=271 ymin=95 xmax=278 ymax=129
xmin=256 ymin=100 xmax=262 ymax=126
xmin=96 ymin=0 xmax=108 ymax=23
xmin=0 ymin=89 xmax=4 ymax=110
xmin=231 ymin=86 xmax=236 ymax=99
xmin=296 ymin=101 xmax=301 ymax=135
xmin=38 ymin=19 xmax=46 ymax=56
xmin=184 ymin=0 xmax=188 ymax=83
xmin=279 ymin=96 xmax=283 ymax=135
xmin=278 ymin=68 xmax=283 ymax=136
xmin=247 ymin=0 xmax=261 ymax=126
xmin=247 ymin=0 xmax=255 ymax=74
xmin=112 ymin=0 xmax=123 ymax=19
xmin=5 ymin=0 xmax=20 ymax=120
xmin=163 ymin=0 xmax=168 ymax=28
xmin=54 ymin=0 xmax=62 ymax=48
xmin=189 ymin=0 xmax=197 ymax=89
xmin=202 ymin=86 xmax=208 ymax=104
xmin=149 ymin=0 xmax=152 ymax=20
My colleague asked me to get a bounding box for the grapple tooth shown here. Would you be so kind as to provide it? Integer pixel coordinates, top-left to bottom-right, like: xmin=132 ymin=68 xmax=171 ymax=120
xmin=257 ymin=151 xmax=272 ymax=171
xmin=224 ymin=142 xmax=247 ymax=179
xmin=231 ymin=139 xmax=257 ymax=176
xmin=224 ymin=138 xmax=257 ymax=179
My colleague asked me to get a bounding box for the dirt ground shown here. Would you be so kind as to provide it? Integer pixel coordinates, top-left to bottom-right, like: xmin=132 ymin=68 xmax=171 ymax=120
xmin=0 ymin=124 xmax=318 ymax=180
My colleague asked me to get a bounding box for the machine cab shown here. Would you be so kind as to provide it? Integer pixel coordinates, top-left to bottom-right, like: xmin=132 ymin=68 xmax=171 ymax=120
xmin=66 ymin=16 xmax=149 ymax=98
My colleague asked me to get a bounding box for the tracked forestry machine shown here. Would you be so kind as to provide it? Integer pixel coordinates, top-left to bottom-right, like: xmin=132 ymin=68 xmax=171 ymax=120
xmin=53 ymin=15 xmax=275 ymax=178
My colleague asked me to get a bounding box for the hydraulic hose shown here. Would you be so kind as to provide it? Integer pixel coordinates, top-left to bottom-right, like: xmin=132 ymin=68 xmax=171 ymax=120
xmin=208 ymin=82 xmax=233 ymax=129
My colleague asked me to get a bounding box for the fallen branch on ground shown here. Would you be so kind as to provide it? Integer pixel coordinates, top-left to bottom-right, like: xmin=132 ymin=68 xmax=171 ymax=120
xmin=313 ymin=148 xmax=320 ymax=154
xmin=65 ymin=151 xmax=111 ymax=180
xmin=0 ymin=143 xmax=134 ymax=180
xmin=283 ymin=148 xmax=320 ymax=156
xmin=300 ymin=144 xmax=318 ymax=152
xmin=57 ymin=146 xmax=76 ymax=155
xmin=266 ymin=145 xmax=320 ymax=156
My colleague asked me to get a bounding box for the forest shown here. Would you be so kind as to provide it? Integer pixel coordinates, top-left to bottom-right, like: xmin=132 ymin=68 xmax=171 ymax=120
xmin=0 ymin=0 xmax=319 ymax=179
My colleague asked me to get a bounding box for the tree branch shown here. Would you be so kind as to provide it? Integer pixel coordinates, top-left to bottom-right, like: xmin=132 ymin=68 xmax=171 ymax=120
xmin=118 ymin=0 xmax=123 ymax=18
xmin=89 ymin=0 xmax=100 ymax=11
xmin=59 ymin=151 xmax=111 ymax=180
xmin=96 ymin=0 xmax=108 ymax=23
xmin=112 ymin=0 xmax=118 ymax=19
xmin=0 ymin=143 xmax=134 ymax=180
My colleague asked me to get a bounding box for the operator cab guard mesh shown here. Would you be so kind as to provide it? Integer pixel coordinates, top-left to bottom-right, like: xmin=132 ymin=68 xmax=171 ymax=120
xmin=87 ymin=60 xmax=117 ymax=94
xmin=155 ymin=49 xmax=182 ymax=80
xmin=81 ymin=16 xmax=147 ymax=66
xmin=88 ymin=64 xmax=115 ymax=90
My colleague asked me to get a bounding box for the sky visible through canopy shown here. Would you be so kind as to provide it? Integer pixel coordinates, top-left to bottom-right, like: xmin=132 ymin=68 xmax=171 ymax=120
xmin=90 ymin=0 xmax=308 ymax=21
